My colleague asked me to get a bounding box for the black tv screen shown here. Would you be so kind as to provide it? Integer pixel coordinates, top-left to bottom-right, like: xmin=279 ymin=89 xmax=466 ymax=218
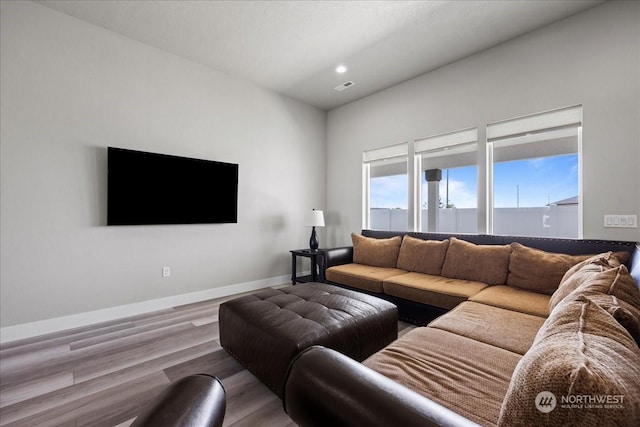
xmin=107 ymin=147 xmax=238 ymax=225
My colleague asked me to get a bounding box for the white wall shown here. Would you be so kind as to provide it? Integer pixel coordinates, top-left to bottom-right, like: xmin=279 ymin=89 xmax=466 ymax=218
xmin=326 ymin=1 xmax=639 ymax=246
xmin=0 ymin=1 xmax=326 ymax=328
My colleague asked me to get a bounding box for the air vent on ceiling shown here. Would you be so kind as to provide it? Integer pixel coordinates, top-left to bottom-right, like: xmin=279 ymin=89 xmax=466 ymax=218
xmin=334 ymin=81 xmax=355 ymax=92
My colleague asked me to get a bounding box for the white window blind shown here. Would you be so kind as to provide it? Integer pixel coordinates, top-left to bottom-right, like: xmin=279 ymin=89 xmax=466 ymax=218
xmin=363 ymin=142 xmax=408 ymax=163
xmin=490 ymin=127 xmax=579 ymax=163
xmin=487 ymin=105 xmax=582 ymax=141
xmin=415 ymin=128 xmax=478 ymax=153
xmin=415 ymin=128 xmax=478 ymax=170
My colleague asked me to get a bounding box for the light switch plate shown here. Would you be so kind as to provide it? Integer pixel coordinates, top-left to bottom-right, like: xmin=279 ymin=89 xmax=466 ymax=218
xmin=604 ymin=215 xmax=637 ymax=228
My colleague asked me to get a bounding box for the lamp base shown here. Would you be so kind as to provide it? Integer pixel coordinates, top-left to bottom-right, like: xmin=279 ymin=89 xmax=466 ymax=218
xmin=309 ymin=226 xmax=319 ymax=250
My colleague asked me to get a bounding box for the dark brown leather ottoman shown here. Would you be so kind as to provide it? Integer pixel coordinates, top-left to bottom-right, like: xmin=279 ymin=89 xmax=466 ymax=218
xmin=219 ymin=282 xmax=398 ymax=398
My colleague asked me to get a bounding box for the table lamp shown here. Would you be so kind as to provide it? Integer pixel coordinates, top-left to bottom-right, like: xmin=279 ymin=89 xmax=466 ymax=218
xmin=305 ymin=209 xmax=325 ymax=250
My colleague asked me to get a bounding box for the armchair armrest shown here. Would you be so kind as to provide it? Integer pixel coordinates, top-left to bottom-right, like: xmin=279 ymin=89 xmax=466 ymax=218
xmin=320 ymin=246 xmax=353 ymax=268
xmin=132 ymin=374 xmax=226 ymax=427
xmin=283 ymin=346 xmax=480 ymax=427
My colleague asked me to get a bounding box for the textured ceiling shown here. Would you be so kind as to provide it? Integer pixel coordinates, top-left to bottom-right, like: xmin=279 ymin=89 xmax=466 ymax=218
xmin=37 ymin=0 xmax=603 ymax=110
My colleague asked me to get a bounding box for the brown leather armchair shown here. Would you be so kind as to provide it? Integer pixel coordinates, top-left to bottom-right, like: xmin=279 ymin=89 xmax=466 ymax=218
xmin=131 ymin=374 xmax=226 ymax=427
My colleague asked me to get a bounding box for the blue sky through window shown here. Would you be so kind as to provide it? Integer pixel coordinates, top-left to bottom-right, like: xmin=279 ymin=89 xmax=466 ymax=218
xmin=370 ymin=154 xmax=578 ymax=209
xmin=494 ymin=154 xmax=578 ymax=207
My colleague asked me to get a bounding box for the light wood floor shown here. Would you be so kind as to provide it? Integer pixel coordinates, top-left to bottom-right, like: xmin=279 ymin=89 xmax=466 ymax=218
xmin=0 ymin=287 xmax=417 ymax=427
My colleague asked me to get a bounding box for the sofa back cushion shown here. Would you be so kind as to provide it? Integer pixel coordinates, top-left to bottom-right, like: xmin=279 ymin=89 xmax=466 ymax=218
xmin=549 ymin=252 xmax=627 ymax=311
xmin=557 ymin=264 xmax=640 ymax=312
xmin=553 ymin=264 xmax=640 ymax=344
xmin=352 ymin=233 xmax=402 ymax=268
xmin=441 ymin=237 xmax=511 ymax=285
xmin=507 ymin=242 xmax=592 ymax=295
xmin=584 ymin=293 xmax=640 ymax=346
xmin=396 ymin=236 xmax=449 ymax=275
xmin=498 ymin=297 xmax=640 ymax=427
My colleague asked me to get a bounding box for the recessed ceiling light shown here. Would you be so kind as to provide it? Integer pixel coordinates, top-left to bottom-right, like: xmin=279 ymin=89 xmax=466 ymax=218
xmin=335 ymin=65 xmax=347 ymax=74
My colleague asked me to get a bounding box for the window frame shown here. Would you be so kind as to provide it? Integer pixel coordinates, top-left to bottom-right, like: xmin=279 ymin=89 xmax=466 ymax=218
xmin=361 ymin=105 xmax=583 ymax=238
xmin=414 ymin=128 xmax=479 ymax=233
xmin=362 ymin=142 xmax=409 ymax=230
xmin=486 ymin=105 xmax=583 ymax=238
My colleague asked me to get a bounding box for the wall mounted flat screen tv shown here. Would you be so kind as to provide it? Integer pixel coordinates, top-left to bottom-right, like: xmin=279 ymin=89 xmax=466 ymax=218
xmin=108 ymin=147 xmax=238 ymax=225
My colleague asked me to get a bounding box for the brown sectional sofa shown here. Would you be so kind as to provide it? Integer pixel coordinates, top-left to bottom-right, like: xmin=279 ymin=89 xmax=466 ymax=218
xmin=323 ymin=230 xmax=637 ymax=323
xmin=283 ymin=231 xmax=640 ymax=426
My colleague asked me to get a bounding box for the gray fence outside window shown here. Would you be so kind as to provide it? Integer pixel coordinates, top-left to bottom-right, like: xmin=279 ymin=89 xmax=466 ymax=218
xmin=370 ymin=205 xmax=578 ymax=238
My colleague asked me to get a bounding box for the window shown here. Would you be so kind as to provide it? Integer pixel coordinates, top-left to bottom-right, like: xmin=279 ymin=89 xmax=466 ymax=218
xmin=487 ymin=105 xmax=582 ymax=238
xmin=415 ymin=129 xmax=478 ymax=233
xmin=363 ymin=143 xmax=409 ymax=231
xmin=360 ymin=105 xmax=582 ymax=238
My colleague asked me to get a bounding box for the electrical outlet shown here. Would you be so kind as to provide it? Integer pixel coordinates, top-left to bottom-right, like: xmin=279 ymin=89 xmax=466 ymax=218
xmin=162 ymin=266 xmax=171 ymax=277
xmin=604 ymin=215 xmax=637 ymax=228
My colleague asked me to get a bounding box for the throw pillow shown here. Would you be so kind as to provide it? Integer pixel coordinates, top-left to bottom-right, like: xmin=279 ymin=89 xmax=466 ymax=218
xmin=498 ymin=297 xmax=640 ymax=427
xmin=571 ymin=265 xmax=640 ymax=306
xmin=507 ymin=242 xmax=592 ymax=295
xmin=440 ymin=237 xmax=511 ymax=285
xmin=561 ymin=265 xmax=640 ymax=315
xmin=549 ymin=252 xmax=617 ymax=311
xmin=351 ymin=233 xmax=402 ymax=268
xmin=396 ymin=236 xmax=449 ymax=275
xmin=612 ymin=250 xmax=632 ymax=265
xmin=552 ymin=264 xmax=640 ymax=346
xmin=584 ymin=293 xmax=640 ymax=346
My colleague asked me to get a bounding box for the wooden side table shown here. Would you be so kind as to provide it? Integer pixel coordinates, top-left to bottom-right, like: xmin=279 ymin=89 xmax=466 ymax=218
xmin=290 ymin=249 xmax=325 ymax=284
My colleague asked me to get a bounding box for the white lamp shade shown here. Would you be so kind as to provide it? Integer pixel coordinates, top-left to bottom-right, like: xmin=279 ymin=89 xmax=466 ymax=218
xmin=305 ymin=209 xmax=325 ymax=227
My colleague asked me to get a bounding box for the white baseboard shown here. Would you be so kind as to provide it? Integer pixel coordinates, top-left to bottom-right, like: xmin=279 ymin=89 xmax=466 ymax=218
xmin=0 ymin=274 xmax=296 ymax=344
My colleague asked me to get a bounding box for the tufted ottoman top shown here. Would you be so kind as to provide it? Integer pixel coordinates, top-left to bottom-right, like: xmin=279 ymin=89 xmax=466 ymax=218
xmin=219 ymin=283 xmax=397 ymax=397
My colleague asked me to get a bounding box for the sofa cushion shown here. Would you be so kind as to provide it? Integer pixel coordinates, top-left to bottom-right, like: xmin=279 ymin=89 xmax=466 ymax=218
xmin=382 ymin=272 xmax=488 ymax=310
xmin=612 ymin=250 xmax=631 ymax=265
xmin=352 ymin=233 xmax=402 ymax=268
xmin=469 ymin=285 xmax=551 ymax=317
xmin=396 ymin=236 xmax=449 ymax=275
xmin=558 ymin=264 xmax=640 ymax=312
xmin=428 ymin=301 xmax=546 ymax=355
xmin=441 ymin=237 xmax=511 ymax=285
xmin=549 ymin=252 xmax=620 ymax=311
xmin=564 ymin=251 xmax=627 ymax=279
xmin=325 ymin=263 xmax=407 ymax=293
xmin=498 ymin=297 xmax=640 ymax=427
xmin=365 ymin=327 xmax=521 ymax=427
xmin=552 ymin=264 xmax=640 ymax=345
xmin=507 ymin=242 xmax=592 ymax=295
xmin=583 ymin=293 xmax=640 ymax=346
